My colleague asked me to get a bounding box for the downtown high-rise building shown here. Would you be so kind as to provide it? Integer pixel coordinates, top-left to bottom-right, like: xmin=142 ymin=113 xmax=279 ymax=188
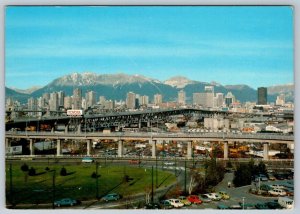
xmin=57 ymin=91 xmax=65 ymax=108
xmin=276 ymin=94 xmax=285 ymax=106
xmin=85 ymin=91 xmax=97 ymax=108
xmin=140 ymin=95 xmax=149 ymax=106
xmin=178 ymin=90 xmax=186 ymax=105
xmin=49 ymin=92 xmax=59 ymax=111
xmin=28 ymin=97 xmax=37 ymax=116
xmin=64 ymin=96 xmax=72 ymax=109
xmin=99 ymin=96 xmax=106 ymax=106
xmin=225 ymin=92 xmax=235 ymax=107
xmin=126 ymin=92 xmax=136 ymax=109
xmin=154 ymin=94 xmax=163 ymax=105
xmin=257 ymin=87 xmax=267 ymax=105
xmin=215 ymin=93 xmax=224 ymax=107
xmin=192 ymin=86 xmax=214 ymax=108
xmin=72 ymin=88 xmax=82 ymax=109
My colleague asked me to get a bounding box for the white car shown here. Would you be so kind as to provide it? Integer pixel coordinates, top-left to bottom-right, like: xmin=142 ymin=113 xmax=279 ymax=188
xmin=164 ymin=162 xmax=175 ymax=166
xmin=270 ymin=184 xmax=285 ymax=189
xmin=268 ymin=188 xmax=287 ymax=196
xmin=82 ymin=157 xmax=94 ymax=163
xmin=168 ymin=199 xmax=184 ymax=208
xmin=204 ymin=193 xmax=222 ymax=201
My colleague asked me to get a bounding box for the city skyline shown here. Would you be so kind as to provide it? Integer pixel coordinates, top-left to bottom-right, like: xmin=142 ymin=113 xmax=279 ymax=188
xmin=5 ymin=6 xmax=293 ymax=89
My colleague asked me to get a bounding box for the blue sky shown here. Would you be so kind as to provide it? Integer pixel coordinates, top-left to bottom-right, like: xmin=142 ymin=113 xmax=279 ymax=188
xmin=5 ymin=6 xmax=293 ymax=89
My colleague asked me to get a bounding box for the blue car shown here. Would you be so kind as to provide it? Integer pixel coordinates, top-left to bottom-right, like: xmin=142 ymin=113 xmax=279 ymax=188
xmin=54 ymin=198 xmax=77 ymax=207
xmin=102 ymin=193 xmax=120 ymax=202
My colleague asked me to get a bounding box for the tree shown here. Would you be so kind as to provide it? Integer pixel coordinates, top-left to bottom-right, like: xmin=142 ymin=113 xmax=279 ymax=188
xmin=21 ymin=163 xmax=29 ymax=172
xmin=60 ymin=167 xmax=67 ymax=176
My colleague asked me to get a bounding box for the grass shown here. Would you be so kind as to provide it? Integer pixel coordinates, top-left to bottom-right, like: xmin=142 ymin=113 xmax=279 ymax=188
xmin=6 ymin=161 xmax=176 ymax=205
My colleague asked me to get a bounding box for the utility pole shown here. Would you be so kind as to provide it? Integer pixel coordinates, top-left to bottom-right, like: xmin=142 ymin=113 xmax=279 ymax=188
xmin=96 ymin=161 xmax=99 ymax=199
xmin=184 ymin=160 xmax=187 ymax=194
xmin=151 ymin=166 xmax=154 ymax=204
xmin=52 ymin=170 xmax=56 ymax=209
xmin=9 ymin=163 xmax=13 ymax=207
xmin=156 ymin=154 xmax=158 ymax=188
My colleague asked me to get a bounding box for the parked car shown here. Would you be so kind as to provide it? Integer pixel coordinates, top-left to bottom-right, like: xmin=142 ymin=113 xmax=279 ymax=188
xmin=187 ymin=195 xmax=202 ymax=204
xmin=270 ymin=184 xmax=285 ymax=189
xmin=178 ymin=196 xmax=191 ymax=206
xmin=54 ymin=198 xmax=77 ymax=207
xmin=129 ymin=159 xmax=141 ymax=164
xmin=239 ymin=202 xmax=255 ymax=209
xmin=217 ymin=204 xmax=229 ymax=209
xmin=102 ymin=193 xmax=120 ymax=202
xmin=168 ymin=199 xmax=184 ymax=208
xmin=278 ymin=197 xmax=294 ymax=209
xmin=266 ymin=201 xmax=282 ymax=209
xmin=218 ymin=191 xmax=230 ymax=200
xmin=160 ymin=200 xmax=173 ymax=209
xmin=144 ymin=203 xmax=161 ymax=209
xmin=268 ymin=173 xmax=276 ymax=181
xmin=255 ymin=203 xmax=269 ymax=209
xmin=204 ymin=193 xmax=222 ymax=201
xmin=82 ymin=157 xmax=94 ymax=163
xmin=229 ymin=204 xmax=242 ymax=209
xmin=268 ymin=188 xmax=287 ymax=196
xmin=198 ymin=194 xmax=212 ymax=203
xmin=283 ymin=187 xmax=294 ymax=196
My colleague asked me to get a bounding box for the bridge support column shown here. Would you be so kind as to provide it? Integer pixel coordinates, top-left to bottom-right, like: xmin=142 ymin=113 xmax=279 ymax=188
xmin=65 ymin=125 xmax=68 ymax=133
xmin=5 ymin=138 xmax=10 ymax=149
xmin=151 ymin=139 xmax=156 ymax=158
xmin=87 ymin=139 xmax=92 ymax=156
xmin=118 ymin=140 xmax=124 ymax=157
xmin=138 ymin=120 xmax=142 ymax=129
xmin=223 ymin=141 xmax=229 ymax=160
xmin=147 ymin=121 xmax=150 ymax=128
xmin=186 ymin=141 xmax=192 ymax=159
xmin=77 ymin=124 xmax=81 ymax=134
xmin=263 ymin=143 xmax=269 ymax=161
xmin=29 ymin=139 xmax=35 ymax=156
xmin=57 ymin=139 xmax=61 ymax=156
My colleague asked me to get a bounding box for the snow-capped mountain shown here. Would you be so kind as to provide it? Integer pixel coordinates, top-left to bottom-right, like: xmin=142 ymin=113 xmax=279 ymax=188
xmin=164 ymin=76 xmax=197 ymax=88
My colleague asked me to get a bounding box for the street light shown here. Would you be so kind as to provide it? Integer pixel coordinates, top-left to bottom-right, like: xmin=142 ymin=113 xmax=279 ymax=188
xmin=242 ymin=197 xmax=245 ymax=210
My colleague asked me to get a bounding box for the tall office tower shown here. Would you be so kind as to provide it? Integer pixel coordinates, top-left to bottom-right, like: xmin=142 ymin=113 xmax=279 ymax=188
xmin=73 ymin=88 xmax=82 ymax=109
xmin=6 ymin=97 xmax=14 ymax=110
xmin=178 ymin=90 xmax=186 ymax=105
xmin=28 ymin=97 xmax=37 ymax=116
xmin=276 ymin=94 xmax=285 ymax=106
xmin=42 ymin=93 xmax=50 ymax=101
xmin=205 ymin=86 xmax=214 ymax=94
xmin=64 ymin=96 xmax=72 ymax=109
xmin=126 ymin=92 xmax=136 ymax=109
xmin=37 ymin=97 xmax=46 ymax=109
xmin=225 ymin=92 xmax=236 ymax=107
xmin=85 ymin=91 xmax=96 ymax=108
xmin=99 ymin=96 xmax=106 ymax=105
xmin=193 ymin=93 xmax=202 ymax=105
xmin=49 ymin=92 xmax=59 ymax=111
xmin=140 ymin=95 xmax=149 ymax=106
xmin=154 ymin=94 xmax=163 ymax=105
xmin=104 ymin=100 xmax=115 ymax=110
xmin=57 ymin=91 xmax=65 ymax=107
xmin=215 ymin=93 xmax=224 ymax=107
xmin=257 ymin=87 xmax=267 ymax=105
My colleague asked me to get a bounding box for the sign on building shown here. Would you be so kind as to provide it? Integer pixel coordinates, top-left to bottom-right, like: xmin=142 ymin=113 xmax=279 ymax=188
xmin=67 ymin=109 xmax=83 ymax=117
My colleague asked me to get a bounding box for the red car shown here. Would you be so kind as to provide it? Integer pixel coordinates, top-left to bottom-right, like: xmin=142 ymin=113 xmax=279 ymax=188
xmin=187 ymin=195 xmax=202 ymax=204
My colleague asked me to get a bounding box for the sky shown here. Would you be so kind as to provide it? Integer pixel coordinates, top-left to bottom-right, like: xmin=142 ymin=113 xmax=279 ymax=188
xmin=5 ymin=6 xmax=294 ymax=89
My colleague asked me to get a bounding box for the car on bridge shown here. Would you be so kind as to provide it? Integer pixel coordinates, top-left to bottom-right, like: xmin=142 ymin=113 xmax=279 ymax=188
xmin=187 ymin=195 xmax=202 ymax=204
xmin=82 ymin=157 xmax=94 ymax=163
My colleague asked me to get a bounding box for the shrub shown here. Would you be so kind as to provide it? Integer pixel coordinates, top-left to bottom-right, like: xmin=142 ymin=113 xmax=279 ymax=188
xmin=45 ymin=167 xmax=50 ymax=171
xmin=60 ymin=167 xmax=67 ymax=176
xmin=21 ymin=163 xmax=29 ymax=172
xmin=28 ymin=167 xmax=36 ymax=176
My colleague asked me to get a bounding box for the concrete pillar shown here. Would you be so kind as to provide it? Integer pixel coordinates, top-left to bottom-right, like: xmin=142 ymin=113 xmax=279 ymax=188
xmin=29 ymin=139 xmax=34 ymax=156
xmin=151 ymin=139 xmax=156 ymax=158
xmin=77 ymin=124 xmax=81 ymax=134
xmin=118 ymin=140 xmax=123 ymax=157
xmin=57 ymin=139 xmax=61 ymax=156
xmin=87 ymin=139 xmax=91 ymax=156
xmin=147 ymin=121 xmax=151 ymax=128
xmin=187 ymin=141 xmax=192 ymax=159
xmin=138 ymin=120 xmax=142 ymax=129
xmin=5 ymin=138 xmax=10 ymax=149
xmin=263 ymin=143 xmax=269 ymax=161
xmin=65 ymin=125 xmax=68 ymax=133
xmin=223 ymin=141 xmax=229 ymax=160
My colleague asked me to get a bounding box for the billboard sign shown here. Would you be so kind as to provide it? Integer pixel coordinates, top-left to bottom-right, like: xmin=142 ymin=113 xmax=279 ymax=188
xmin=67 ymin=109 xmax=83 ymax=117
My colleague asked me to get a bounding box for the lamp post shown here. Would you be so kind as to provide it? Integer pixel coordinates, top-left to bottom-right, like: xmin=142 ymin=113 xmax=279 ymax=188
xmin=242 ymin=197 xmax=245 ymax=210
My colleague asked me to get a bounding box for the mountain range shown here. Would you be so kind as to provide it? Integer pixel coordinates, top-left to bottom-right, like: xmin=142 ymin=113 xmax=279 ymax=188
xmin=5 ymin=72 xmax=294 ymax=104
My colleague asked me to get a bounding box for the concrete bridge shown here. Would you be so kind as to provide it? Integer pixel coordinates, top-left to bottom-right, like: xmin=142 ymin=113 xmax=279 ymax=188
xmin=5 ymin=131 xmax=293 ymax=161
